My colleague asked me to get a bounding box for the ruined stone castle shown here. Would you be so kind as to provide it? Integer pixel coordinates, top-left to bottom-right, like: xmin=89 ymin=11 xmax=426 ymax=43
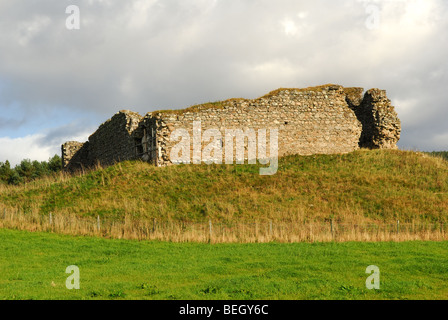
xmin=62 ymin=84 xmax=401 ymax=171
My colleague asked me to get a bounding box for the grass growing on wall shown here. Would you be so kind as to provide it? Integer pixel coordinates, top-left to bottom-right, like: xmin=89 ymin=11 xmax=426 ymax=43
xmin=150 ymin=84 xmax=346 ymax=116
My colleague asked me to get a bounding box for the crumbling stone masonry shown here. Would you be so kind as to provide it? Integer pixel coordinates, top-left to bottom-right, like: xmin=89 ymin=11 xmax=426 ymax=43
xmin=62 ymin=110 xmax=142 ymax=171
xmin=62 ymin=84 xmax=401 ymax=171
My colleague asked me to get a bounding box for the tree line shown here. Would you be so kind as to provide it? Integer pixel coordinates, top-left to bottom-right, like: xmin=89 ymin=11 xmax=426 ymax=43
xmin=428 ymin=151 xmax=448 ymax=161
xmin=0 ymin=155 xmax=62 ymax=185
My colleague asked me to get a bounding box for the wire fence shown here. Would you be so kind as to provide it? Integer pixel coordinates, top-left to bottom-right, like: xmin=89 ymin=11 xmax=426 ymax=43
xmin=0 ymin=207 xmax=447 ymax=243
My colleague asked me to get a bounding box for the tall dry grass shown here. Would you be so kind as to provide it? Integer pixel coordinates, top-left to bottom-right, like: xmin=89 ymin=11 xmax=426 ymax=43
xmin=0 ymin=206 xmax=446 ymax=243
xmin=2 ymin=149 xmax=447 ymax=224
xmin=1 ymin=150 xmax=447 ymax=243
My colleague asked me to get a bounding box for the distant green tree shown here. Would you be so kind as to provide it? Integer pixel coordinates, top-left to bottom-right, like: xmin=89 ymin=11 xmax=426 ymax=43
xmin=428 ymin=151 xmax=448 ymax=161
xmin=0 ymin=161 xmax=13 ymax=184
xmin=8 ymin=170 xmax=23 ymax=185
xmin=48 ymin=154 xmax=62 ymax=172
xmin=0 ymin=154 xmax=62 ymax=185
xmin=15 ymin=159 xmax=34 ymax=182
xmin=31 ymin=160 xmax=49 ymax=180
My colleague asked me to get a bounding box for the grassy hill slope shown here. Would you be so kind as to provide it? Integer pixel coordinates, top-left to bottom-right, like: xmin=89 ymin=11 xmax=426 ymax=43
xmin=0 ymin=149 xmax=447 ymax=225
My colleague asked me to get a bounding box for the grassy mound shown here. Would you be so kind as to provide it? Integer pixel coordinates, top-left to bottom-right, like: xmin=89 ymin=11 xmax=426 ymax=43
xmin=0 ymin=149 xmax=447 ymax=225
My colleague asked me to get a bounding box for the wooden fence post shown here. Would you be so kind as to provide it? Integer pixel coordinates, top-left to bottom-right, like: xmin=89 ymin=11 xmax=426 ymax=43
xmin=397 ymin=220 xmax=400 ymax=234
xmin=209 ymin=219 xmax=212 ymax=243
xmin=255 ymin=221 xmax=258 ymax=238
xmin=49 ymin=213 xmax=53 ymax=225
xmin=269 ymin=220 xmax=273 ymax=236
xmin=97 ymin=215 xmax=101 ymax=232
xmin=330 ymin=219 xmax=334 ymax=238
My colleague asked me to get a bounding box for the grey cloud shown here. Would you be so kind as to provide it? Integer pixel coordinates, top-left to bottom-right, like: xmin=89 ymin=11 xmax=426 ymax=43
xmin=0 ymin=0 xmax=447 ymax=152
xmin=35 ymin=121 xmax=94 ymax=148
xmin=0 ymin=117 xmax=25 ymax=129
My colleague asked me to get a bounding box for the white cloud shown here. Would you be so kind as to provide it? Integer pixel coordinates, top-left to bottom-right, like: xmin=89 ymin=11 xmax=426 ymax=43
xmin=297 ymin=11 xmax=308 ymax=19
xmin=17 ymin=15 xmax=52 ymax=46
xmin=0 ymin=134 xmax=54 ymax=166
xmin=0 ymin=126 xmax=92 ymax=166
xmin=0 ymin=0 xmax=447 ymax=159
xmin=280 ymin=18 xmax=298 ymax=36
xmin=126 ymin=0 xmax=159 ymax=30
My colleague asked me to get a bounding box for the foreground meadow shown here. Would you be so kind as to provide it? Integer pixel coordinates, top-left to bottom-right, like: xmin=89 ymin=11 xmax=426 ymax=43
xmin=1 ymin=229 xmax=447 ymax=300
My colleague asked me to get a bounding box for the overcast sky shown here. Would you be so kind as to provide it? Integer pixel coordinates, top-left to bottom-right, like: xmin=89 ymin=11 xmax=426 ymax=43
xmin=0 ymin=0 xmax=447 ymax=165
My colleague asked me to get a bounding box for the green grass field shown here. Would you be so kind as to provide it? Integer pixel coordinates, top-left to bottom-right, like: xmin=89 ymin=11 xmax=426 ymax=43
xmin=1 ymin=228 xmax=447 ymax=300
xmin=1 ymin=150 xmax=447 ymax=300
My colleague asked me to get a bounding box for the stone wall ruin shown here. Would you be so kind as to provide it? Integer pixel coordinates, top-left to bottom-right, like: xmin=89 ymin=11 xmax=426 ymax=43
xmin=62 ymin=84 xmax=401 ymax=171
